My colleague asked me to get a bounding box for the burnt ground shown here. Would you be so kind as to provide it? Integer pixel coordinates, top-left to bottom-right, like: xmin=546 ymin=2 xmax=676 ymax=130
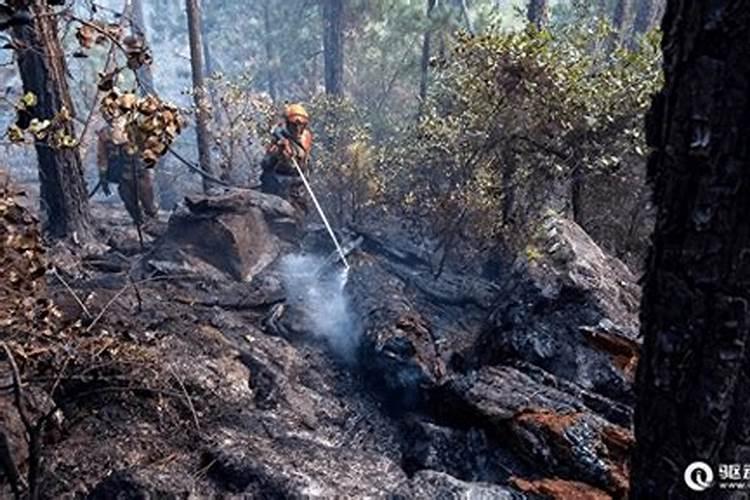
xmin=1 ymin=183 xmax=640 ymax=499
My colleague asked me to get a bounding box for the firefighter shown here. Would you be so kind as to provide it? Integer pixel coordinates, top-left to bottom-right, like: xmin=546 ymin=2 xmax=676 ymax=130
xmin=260 ymin=103 xmax=314 ymax=213
xmin=96 ymin=123 xmax=158 ymax=227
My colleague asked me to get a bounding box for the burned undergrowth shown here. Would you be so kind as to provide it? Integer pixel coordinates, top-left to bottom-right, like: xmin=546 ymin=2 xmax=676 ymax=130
xmin=1 ymin=179 xmax=641 ymax=499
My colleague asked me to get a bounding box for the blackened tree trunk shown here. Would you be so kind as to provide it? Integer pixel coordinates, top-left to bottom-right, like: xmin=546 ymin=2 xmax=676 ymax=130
xmin=262 ymin=1 xmax=278 ymax=102
xmin=322 ymin=0 xmax=344 ymax=96
xmin=131 ymin=0 xmax=155 ymax=95
xmin=418 ymin=0 xmax=437 ymax=107
xmin=526 ymin=0 xmax=548 ymax=29
xmin=185 ymin=0 xmax=214 ymax=192
xmin=13 ymin=1 xmax=92 ymax=240
xmin=632 ymin=2 xmax=750 ymax=498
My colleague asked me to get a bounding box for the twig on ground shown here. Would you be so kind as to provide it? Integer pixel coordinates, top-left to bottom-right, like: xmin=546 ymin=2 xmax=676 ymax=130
xmin=129 ymin=274 xmax=143 ymax=312
xmin=167 ymin=364 xmax=200 ymax=432
xmin=0 ymin=343 xmax=28 ymax=499
xmin=1 ymin=343 xmax=32 ymax=432
xmin=50 ymin=266 xmax=92 ymax=319
xmin=85 ymin=273 xmax=194 ymax=333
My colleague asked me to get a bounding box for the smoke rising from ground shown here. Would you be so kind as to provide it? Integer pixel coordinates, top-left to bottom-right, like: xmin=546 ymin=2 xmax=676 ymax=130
xmin=280 ymin=253 xmax=360 ymax=361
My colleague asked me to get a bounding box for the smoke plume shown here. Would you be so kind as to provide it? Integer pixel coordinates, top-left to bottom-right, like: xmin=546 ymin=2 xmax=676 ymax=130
xmin=280 ymin=253 xmax=360 ymax=361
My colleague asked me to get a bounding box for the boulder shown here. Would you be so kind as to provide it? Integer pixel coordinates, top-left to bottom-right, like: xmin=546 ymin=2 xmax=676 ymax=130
xmin=435 ymin=365 xmax=632 ymax=498
xmin=148 ymin=189 xmax=297 ymax=282
xmin=526 ymin=215 xmax=640 ymax=333
xmin=478 ymin=215 xmax=640 ymax=403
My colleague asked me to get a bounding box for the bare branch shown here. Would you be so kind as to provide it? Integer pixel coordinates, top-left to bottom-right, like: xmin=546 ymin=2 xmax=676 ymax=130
xmin=50 ymin=266 xmax=92 ymax=319
xmin=167 ymin=365 xmax=200 ymax=432
xmin=1 ymin=342 xmax=33 ymax=433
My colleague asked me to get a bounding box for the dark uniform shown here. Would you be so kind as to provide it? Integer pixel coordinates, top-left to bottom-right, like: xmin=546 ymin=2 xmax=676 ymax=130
xmin=97 ymin=126 xmax=158 ymax=225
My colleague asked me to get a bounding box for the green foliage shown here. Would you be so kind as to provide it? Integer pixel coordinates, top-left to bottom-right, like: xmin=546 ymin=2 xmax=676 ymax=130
xmin=204 ymin=73 xmax=275 ymax=181
xmin=369 ymin=20 xmax=661 ymax=253
xmin=308 ymin=95 xmax=386 ymax=224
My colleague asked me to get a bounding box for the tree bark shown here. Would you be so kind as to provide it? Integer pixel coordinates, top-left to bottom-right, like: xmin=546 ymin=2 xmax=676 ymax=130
xmin=632 ymin=1 xmax=750 ymax=497
xmin=633 ymin=0 xmax=665 ymax=36
xmin=322 ymin=0 xmax=344 ymax=96
xmin=418 ymin=0 xmax=437 ymax=108
xmin=185 ymin=0 xmax=214 ymax=192
xmin=262 ymin=1 xmax=278 ymax=102
xmin=13 ymin=1 xmax=92 ymax=240
xmin=611 ymin=0 xmax=633 ymax=44
xmin=526 ymin=0 xmax=548 ymax=29
xmin=456 ymin=0 xmax=475 ymax=35
xmin=130 ymin=0 xmax=155 ymax=95
xmin=200 ymin=11 xmax=214 ymax=78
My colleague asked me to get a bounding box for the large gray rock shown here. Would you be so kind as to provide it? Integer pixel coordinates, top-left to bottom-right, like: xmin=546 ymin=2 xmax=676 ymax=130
xmin=148 ymin=189 xmax=297 ymax=282
xmin=436 ymin=365 xmax=632 ymax=498
xmin=478 ymin=215 xmax=640 ymax=404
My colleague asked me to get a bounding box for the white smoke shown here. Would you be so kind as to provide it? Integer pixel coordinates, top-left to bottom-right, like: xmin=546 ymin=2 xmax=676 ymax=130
xmin=280 ymin=253 xmax=360 ymax=361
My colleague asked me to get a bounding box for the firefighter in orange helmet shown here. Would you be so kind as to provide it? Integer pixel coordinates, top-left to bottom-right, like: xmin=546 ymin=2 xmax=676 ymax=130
xmin=260 ymin=103 xmax=314 ymax=214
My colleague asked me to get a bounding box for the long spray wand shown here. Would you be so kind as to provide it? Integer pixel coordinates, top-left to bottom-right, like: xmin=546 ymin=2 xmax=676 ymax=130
xmin=289 ymin=156 xmax=350 ymax=270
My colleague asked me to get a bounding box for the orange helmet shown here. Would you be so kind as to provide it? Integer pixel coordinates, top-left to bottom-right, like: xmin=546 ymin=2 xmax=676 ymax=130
xmin=284 ymin=103 xmax=309 ymax=125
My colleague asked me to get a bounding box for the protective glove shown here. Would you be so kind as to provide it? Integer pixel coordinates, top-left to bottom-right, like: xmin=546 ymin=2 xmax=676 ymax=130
xmin=279 ymin=139 xmax=294 ymax=160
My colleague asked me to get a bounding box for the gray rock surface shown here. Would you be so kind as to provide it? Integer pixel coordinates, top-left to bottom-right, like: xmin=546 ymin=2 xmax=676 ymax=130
xmin=147 ymin=188 xmax=297 ymax=281
xmin=478 ymin=214 xmax=641 ymax=405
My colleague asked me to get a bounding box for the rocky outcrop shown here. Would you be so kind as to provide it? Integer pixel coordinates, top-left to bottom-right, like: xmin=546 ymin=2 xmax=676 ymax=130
xmin=435 ymin=365 xmax=631 ymax=498
xmin=147 ymin=188 xmax=297 ymax=281
xmin=478 ymin=214 xmax=641 ymax=404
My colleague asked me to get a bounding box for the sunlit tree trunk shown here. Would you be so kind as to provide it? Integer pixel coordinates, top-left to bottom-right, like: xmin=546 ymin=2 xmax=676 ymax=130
xmin=262 ymin=1 xmax=278 ymax=102
xmin=322 ymin=0 xmax=344 ymax=96
xmin=612 ymin=0 xmax=633 ymax=44
xmin=456 ymin=0 xmax=475 ymax=35
xmin=13 ymin=1 xmax=92 ymax=240
xmin=200 ymin=11 xmax=214 ymax=78
xmin=526 ymin=0 xmax=548 ymax=29
xmin=185 ymin=0 xmax=214 ymax=192
xmin=131 ymin=0 xmax=155 ymax=95
xmin=632 ymin=1 xmax=750 ymax=497
xmin=418 ymin=0 xmax=437 ymax=108
xmin=633 ymin=0 xmax=665 ymax=36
